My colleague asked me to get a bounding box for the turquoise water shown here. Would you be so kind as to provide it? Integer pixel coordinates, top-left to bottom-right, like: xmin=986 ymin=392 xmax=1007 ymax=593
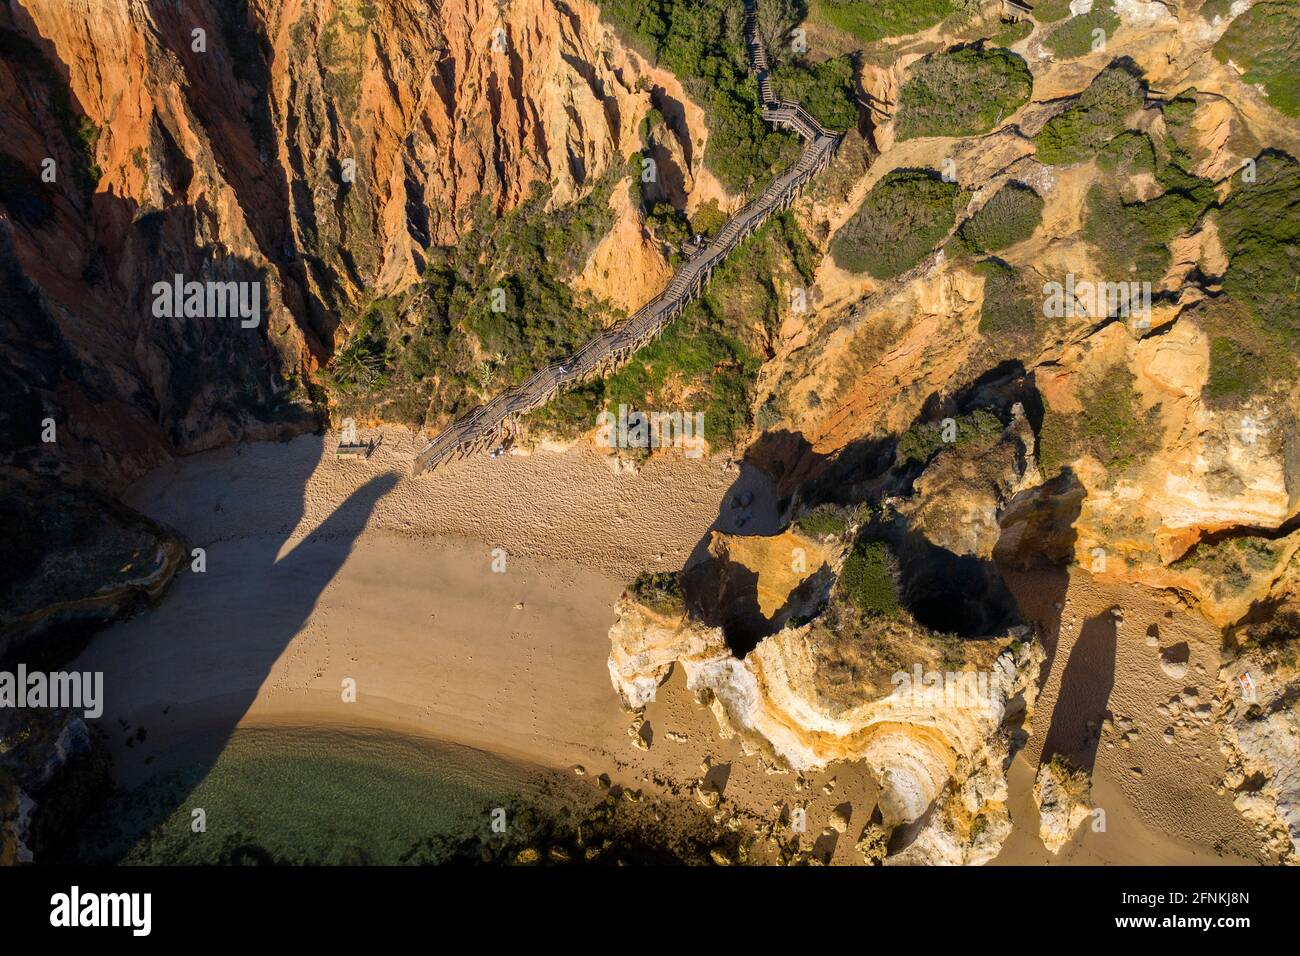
xmin=77 ymin=726 xmax=564 ymax=865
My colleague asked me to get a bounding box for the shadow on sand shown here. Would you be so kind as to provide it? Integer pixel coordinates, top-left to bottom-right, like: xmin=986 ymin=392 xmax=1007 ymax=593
xmin=59 ymin=452 xmax=397 ymax=862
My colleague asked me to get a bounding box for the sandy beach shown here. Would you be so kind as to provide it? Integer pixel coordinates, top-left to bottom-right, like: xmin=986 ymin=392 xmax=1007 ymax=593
xmin=72 ymin=426 xmax=1264 ymax=864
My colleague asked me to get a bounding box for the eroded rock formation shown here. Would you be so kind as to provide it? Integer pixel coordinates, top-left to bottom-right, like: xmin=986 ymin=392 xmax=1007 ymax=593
xmin=610 ymin=391 xmax=1049 ymax=864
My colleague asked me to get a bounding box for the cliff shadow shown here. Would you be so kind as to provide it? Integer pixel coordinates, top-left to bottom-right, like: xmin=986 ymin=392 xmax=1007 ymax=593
xmin=53 ymin=452 xmax=398 ymax=863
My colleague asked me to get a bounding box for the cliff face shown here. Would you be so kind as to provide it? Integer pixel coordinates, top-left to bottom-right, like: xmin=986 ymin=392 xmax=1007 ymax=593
xmin=0 ymin=0 xmax=658 ymax=490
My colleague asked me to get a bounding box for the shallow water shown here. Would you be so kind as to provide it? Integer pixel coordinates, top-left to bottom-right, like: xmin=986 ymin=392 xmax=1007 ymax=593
xmin=77 ymin=725 xmax=562 ymax=865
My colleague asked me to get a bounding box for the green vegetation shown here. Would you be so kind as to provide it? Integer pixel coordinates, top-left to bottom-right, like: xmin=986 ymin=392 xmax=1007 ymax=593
xmin=992 ymin=18 xmax=1034 ymax=48
xmin=1175 ymin=536 xmax=1279 ymax=598
xmin=527 ymin=209 xmax=817 ymax=449
xmin=1214 ymin=0 xmax=1300 ymax=117
xmin=1097 ymin=128 xmax=1157 ymax=176
xmin=795 ymin=505 xmax=850 ymax=539
xmin=810 ymin=0 xmax=962 ymax=42
xmin=1037 ymin=362 xmax=1161 ymax=479
xmin=974 ymin=257 xmax=1037 ymax=340
xmin=1159 ymin=89 xmax=1200 ymax=167
xmin=598 ymin=0 xmax=800 ymax=192
xmin=1192 ymin=296 xmax=1291 ymax=410
xmin=896 ymin=46 xmax=1033 ymax=140
xmin=839 ymin=540 xmax=902 ymax=618
xmin=958 ymin=182 xmax=1043 ymax=253
xmin=1033 ymin=63 xmax=1145 ymax=166
xmin=1236 ymin=610 xmax=1300 ymax=668
xmin=631 ymin=570 xmax=685 ymax=614
xmin=324 ymin=168 xmax=622 ymax=422
xmin=645 ymin=201 xmax=693 ymax=254
xmin=1034 ymin=0 xmax=1074 ymax=23
xmin=1084 ymin=134 xmax=1217 ymax=279
xmin=690 ymin=198 xmax=727 ymax=237
xmin=1205 ymin=336 xmax=1267 ymax=407
xmin=771 ymin=54 xmax=859 ymax=131
xmin=1215 ymin=150 xmax=1300 ymax=345
xmin=830 ymin=170 xmax=962 ymax=278
xmin=1044 ymin=1 xmax=1119 ymax=60
xmin=896 ymin=407 xmax=1003 ymax=467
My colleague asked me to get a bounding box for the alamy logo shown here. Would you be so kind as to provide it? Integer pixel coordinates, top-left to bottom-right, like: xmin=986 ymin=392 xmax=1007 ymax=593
xmin=890 ymin=664 xmax=998 ymax=714
xmin=50 ymin=886 xmax=151 ymax=936
xmin=595 ymin=404 xmax=705 ymax=458
xmin=151 ymin=274 xmax=261 ymax=327
xmin=1042 ymin=273 xmax=1151 ymax=328
xmin=0 ymin=665 xmax=102 ymax=719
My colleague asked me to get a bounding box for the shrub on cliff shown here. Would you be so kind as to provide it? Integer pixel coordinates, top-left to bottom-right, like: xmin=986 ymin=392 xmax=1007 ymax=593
xmin=630 ymin=571 xmax=684 ymax=614
xmin=771 ymin=54 xmax=860 ymax=131
xmin=896 ymin=408 xmax=1004 ymax=467
xmin=1033 ymin=0 xmax=1073 ymax=23
xmin=896 ymin=46 xmax=1033 ymax=140
xmin=1033 ymin=63 xmax=1145 ymax=165
xmin=597 ymin=0 xmax=799 ymax=192
xmin=1037 ymin=362 xmax=1161 ymax=479
xmin=958 ymin=182 xmax=1044 ymax=253
xmin=840 ymin=540 xmax=901 ymax=618
xmin=1214 ymin=0 xmax=1300 ymax=117
xmin=1215 ymin=150 xmax=1300 ymax=345
xmin=974 ymin=258 xmax=1037 ymax=341
xmin=795 ymin=506 xmax=850 ymax=539
xmin=830 ymin=170 xmax=963 ymax=279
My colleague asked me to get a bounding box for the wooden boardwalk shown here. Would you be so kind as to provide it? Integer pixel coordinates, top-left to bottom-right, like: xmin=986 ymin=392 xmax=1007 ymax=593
xmin=413 ymin=3 xmax=845 ymax=475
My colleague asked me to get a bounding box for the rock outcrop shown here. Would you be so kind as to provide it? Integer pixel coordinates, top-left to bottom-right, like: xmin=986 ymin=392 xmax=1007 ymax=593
xmin=1033 ymin=755 xmax=1094 ymax=854
xmin=1215 ymin=613 xmax=1300 ymax=864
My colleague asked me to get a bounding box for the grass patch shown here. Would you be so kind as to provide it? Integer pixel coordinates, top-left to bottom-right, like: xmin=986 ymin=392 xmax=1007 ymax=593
xmin=1190 ymin=296 xmax=1291 ymax=410
xmin=809 ymin=0 xmax=961 ymax=43
xmin=1083 ymin=155 xmax=1216 ymax=280
xmin=959 ymin=181 xmax=1043 ymax=253
xmin=1034 ymin=0 xmax=1074 ymax=23
xmin=1174 ymin=536 xmax=1279 ymax=598
xmin=1205 ymin=336 xmax=1267 ymax=407
xmin=1214 ymin=0 xmax=1300 ymax=117
xmin=795 ymin=505 xmax=850 ymax=539
xmin=830 ymin=170 xmax=963 ymax=279
xmin=1033 ymin=62 xmax=1145 ymax=166
xmin=992 ymin=18 xmax=1035 ymax=47
xmin=1044 ymin=1 xmax=1119 ymax=60
xmin=896 ymin=46 xmax=1033 ymax=140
